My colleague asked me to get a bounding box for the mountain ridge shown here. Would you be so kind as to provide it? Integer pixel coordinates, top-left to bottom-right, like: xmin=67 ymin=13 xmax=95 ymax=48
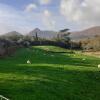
xmin=1 ymin=26 xmax=100 ymax=41
xmin=70 ymin=26 xmax=100 ymax=40
xmin=28 ymin=28 xmax=58 ymax=39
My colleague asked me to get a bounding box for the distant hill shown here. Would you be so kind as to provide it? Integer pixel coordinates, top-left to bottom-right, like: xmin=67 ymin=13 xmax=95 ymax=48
xmin=4 ymin=31 xmax=23 ymax=37
xmin=1 ymin=31 xmax=23 ymax=41
xmin=1 ymin=26 xmax=100 ymax=41
xmin=28 ymin=28 xmax=58 ymax=39
xmin=70 ymin=26 xmax=100 ymax=41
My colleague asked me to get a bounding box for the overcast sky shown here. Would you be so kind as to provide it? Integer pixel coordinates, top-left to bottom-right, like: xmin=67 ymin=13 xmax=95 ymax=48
xmin=0 ymin=0 xmax=100 ymax=34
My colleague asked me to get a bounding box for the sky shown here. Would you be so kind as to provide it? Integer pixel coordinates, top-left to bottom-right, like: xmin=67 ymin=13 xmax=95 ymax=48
xmin=0 ymin=0 xmax=100 ymax=34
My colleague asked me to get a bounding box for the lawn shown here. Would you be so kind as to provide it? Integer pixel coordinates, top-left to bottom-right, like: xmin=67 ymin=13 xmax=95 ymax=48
xmin=0 ymin=46 xmax=100 ymax=100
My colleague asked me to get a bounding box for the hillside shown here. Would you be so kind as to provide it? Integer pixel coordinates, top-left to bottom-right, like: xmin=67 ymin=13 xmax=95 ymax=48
xmin=4 ymin=31 xmax=23 ymax=37
xmin=1 ymin=26 xmax=100 ymax=41
xmin=70 ymin=26 xmax=100 ymax=40
xmin=28 ymin=28 xmax=58 ymax=39
xmin=0 ymin=46 xmax=100 ymax=100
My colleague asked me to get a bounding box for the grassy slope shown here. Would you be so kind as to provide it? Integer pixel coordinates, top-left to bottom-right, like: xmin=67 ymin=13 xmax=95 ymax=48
xmin=0 ymin=46 xmax=100 ymax=100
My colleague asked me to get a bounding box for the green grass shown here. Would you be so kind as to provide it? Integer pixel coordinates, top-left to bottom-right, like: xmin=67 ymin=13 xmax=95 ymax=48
xmin=0 ymin=46 xmax=100 ymax=100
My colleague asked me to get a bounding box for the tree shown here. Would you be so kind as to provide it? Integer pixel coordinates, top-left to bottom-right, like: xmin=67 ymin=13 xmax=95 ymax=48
xmin=34 ymin=32 xmax=39 ymax=41
xmin=58 ymin=28 xmax=71 ymax=43
xmin=60 ymin=29 xmax=69 ymax=33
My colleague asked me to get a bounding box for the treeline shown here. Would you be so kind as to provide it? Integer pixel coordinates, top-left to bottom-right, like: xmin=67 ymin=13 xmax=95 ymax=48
xmin=0 ymin=31 xmax=79 ymax=57
xmin=79 ymin=35 xmax=100 ymax=51
xmin=0 ymin=30 xmax=100 ymax=57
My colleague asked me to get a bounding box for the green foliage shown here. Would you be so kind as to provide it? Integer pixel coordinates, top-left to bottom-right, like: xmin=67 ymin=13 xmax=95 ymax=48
xmin=9 ymin=35 xmax=22 ymax=41
xmin=0 ymin=46 xmax=100 ymax=100
xmin=23 ymin=35 xmax=34 ymax=42
xmin=80 ymin=36 xmax=100 ymax=51
xmin=33 ymin=33 xmax=39 ymax=41
xmin=60 ymin=28 xmax=69 ymax=32
xmin=58 ymin=29 xmax=71 ymax=43
xmin=61 ymin=32 xmax=71 ymax=43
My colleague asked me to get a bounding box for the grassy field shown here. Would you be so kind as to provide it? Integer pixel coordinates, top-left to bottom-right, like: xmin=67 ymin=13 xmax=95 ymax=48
xmin=0 ymin=46 xmax=100 ymax=100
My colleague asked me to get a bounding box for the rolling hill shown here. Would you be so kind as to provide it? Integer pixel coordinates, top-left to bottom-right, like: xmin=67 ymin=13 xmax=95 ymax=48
xmin=1 ymin=26 xmax=100 ymax=41
xmin=70 ymin=26 xmax=100 ymax=40
xmin=4 ymin=31 xmax=23 ymax=37
xmin=28 ymin=28 xmax=58 ymax=40
xmin=0 ymin=46 xmax=100 ymax=100
xmin=28 ymin=26 xmax=100 ymax=41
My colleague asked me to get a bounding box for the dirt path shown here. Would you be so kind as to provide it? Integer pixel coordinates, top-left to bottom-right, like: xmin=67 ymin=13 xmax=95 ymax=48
xmin=83 ymin=51 xmax=100 ymax=58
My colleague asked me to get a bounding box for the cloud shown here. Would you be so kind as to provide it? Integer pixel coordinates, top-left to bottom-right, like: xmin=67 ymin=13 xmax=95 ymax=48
xmin=0 ymin=3 xmax=57 ymax=34
xmin=60 ymin=0 xmax=100 ymax=28
xmin=44 ymin=10 xmax=51 ymax=17
xmin=42 ymin=10 xmax=56 ymax=30
xmin=39 ymin=0 xmax=51 ymax=5
xmin=25 ymin=3 xmax=37 ymax=12
xmin=0 ymin=3 xmax=37 ymax=34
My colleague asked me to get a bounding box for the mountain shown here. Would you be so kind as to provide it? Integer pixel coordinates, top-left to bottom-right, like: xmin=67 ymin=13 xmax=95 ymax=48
xmin=28 ymin=28 xmax=58 ymax=39
xmin=70 ymin=26 xmax=100 ymax=41
xmin=2 ymin=26 xmax=100 ymax=41
xmin=4 ymin=31 xmax=23 ymax=37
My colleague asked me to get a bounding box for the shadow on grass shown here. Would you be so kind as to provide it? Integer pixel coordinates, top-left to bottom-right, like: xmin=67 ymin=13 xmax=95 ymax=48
xmin=0 ymin=47 xmax=100 ymax=100
xmin=0 ymin=47 xmax=99 ymax=72
xmin=0 ymin=64 xmax=100 ymax=100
